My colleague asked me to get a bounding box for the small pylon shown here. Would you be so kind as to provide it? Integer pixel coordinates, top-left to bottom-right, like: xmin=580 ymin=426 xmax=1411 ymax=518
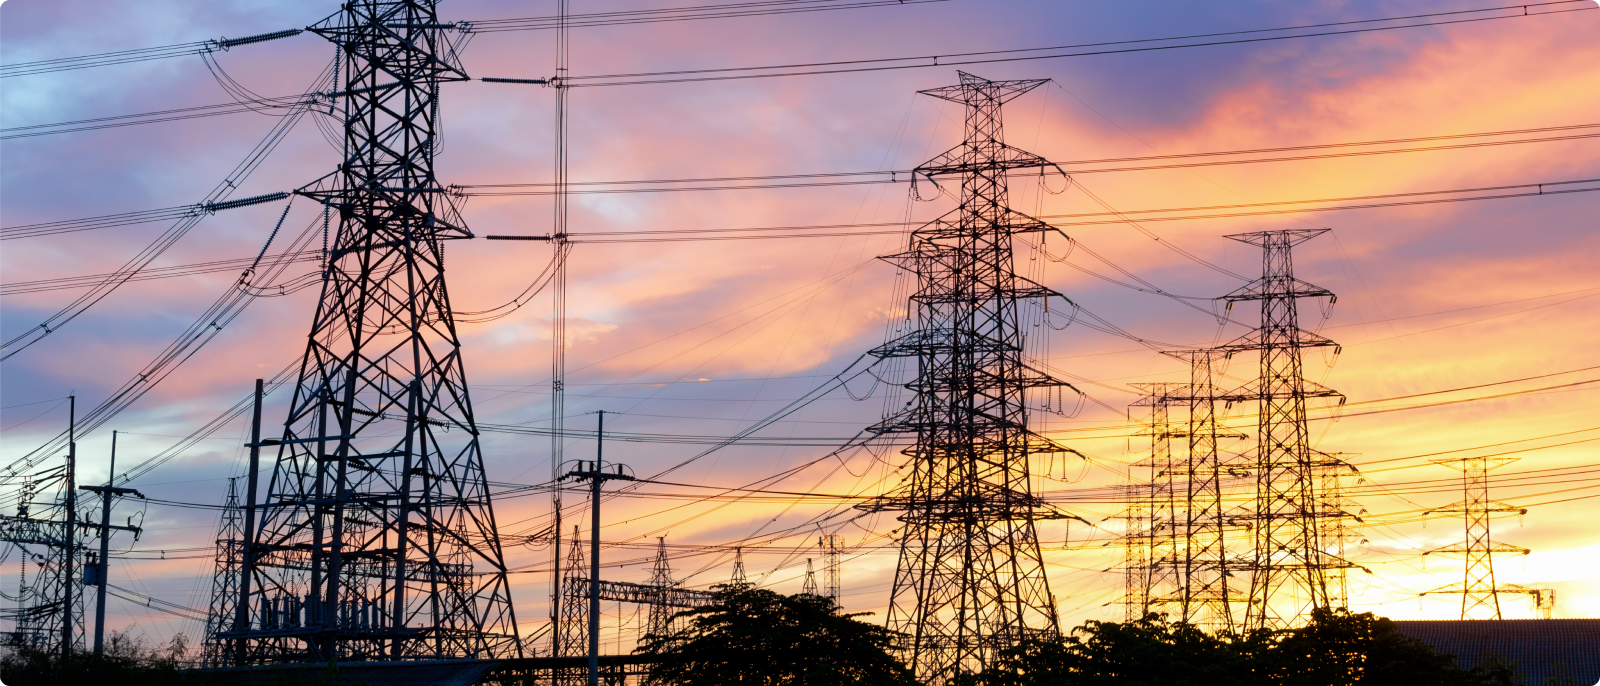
xmin=818 ymin=534 xmax=842 ymax=604
xmin=1421 ymin=457 xmax=1532 ymax=620
xmin=730 ymin=547 xmax=747 ymax=585
xmin=646 ymin=538 xmax=676 ymax=638
xmin=802 ymin=559 xmax=820 ymax=596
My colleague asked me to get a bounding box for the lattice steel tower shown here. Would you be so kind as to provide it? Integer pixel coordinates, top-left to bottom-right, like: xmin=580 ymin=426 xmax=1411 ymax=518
xmin=1421 ymin=457 xmax=1534 ymax=620
xmin=223 ymin=0 xmax=519 ymax=663
xmin=1215 ymin=229 xmax=1352 ymax=630
xmin=1125 ymin=352 xmax=1246 ymax=630
xmin=1125 ymin=383 xmax=1181 ymax=622
xmin=866 ymin=71 xmax=1071 ymax=682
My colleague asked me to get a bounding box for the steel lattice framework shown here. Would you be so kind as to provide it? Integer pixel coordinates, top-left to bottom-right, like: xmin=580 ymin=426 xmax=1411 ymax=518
xmin=221 ymin=0 xmax=519 ymax=664
xmin=1124 ymin=353 xmax=1247 ymax=631
xmin=866 ymin=71 xmax=1070 ymax=682
xmin=201 ymin=478 xmax=244 ymax=667
xmin=1125 ymin=383 xmax=1180 ymax=622
xmin=1421 ymin=456 xmax=1541 ymax=620
xmin=1215 ymin=229 xmax=1354 ymax=630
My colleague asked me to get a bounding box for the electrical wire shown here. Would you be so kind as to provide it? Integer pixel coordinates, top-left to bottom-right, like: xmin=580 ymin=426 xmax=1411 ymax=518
xmin=559 ymin=1 xmax=1598 ymax=87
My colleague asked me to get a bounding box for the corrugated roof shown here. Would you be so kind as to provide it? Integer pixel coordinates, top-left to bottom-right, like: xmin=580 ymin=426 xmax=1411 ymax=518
xmin=1392 ymin=619 xmax=1600 ymax=685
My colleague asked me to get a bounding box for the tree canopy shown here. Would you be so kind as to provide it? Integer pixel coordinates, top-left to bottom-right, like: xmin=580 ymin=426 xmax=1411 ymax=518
xmin=633 ymin=583 xmax=916 ymax=686
xmin=952 ymin=608 xmax=1519 ymax=686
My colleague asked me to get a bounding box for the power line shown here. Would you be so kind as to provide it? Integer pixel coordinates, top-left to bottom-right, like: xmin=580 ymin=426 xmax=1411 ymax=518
xmin=560 ymin=1 xmax=1598 ymax=87
xmin=0 ymin=0 xmax=941 ymax=78
xmin=464 ymin=0 xmax=949 ymax=33
xmin=0 ymin=29 xmax=304 ymax=79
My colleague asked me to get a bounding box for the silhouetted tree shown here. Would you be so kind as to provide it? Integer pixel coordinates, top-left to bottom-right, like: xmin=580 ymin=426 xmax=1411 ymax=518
xmin=634 ymin=583 xmax=916 ymax=686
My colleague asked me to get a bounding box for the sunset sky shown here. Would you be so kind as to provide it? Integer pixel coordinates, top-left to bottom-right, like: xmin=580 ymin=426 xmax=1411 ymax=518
xmin=2 ymin=0 xmax=1598 ymax=651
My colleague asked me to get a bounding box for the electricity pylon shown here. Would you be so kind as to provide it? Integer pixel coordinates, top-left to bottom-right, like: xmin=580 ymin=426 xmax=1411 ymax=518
xmin=818 ymin=533 xmax=842 ymax=605
xmin=1420 ymin=457 xmax=1538 ymax=620
xmin=1125 ymin=369 xmax=1247 ymax=631
xmin=224 ymin=0 xmax=518 ymax=663
xmin=1215 ymin=229 xmax=1355 ymax=630
xmin=201 ymin=479 xmax=244 ymax=667
xmin=646 ymin=538 xmax=677 ymax=639
xmin=865 ymin=71 xmax=1072 ymax=682
xmin=1126 ymin=383 xmax=1182 ymax=621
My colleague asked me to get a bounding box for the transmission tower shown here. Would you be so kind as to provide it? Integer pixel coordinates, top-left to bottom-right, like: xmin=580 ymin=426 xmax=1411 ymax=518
xmin=223 ymin=0 xmax=519 ymax=663
xmin=646 ymin=538 xmax=677 ymax=639
xmin=201 ymin=478 xmax=245 ymax=667
xmin=730 ymin=548 xmax=748 ymax=585
xmin=865 ymin=71 xmax=1071 ymax=682
xmin=1173 ymin=350 xmax=1247 ymax=631
xmin=802 ymin=559 xmax=820 ymax=596
xmin=1 ymin=403 xmax=85 ymax=657
xmin=557 ymin=526 xmax=589 ymax=664
xmin=1215 ymin=229 xmax=1354 ymax=630
xmin=1420 ymin=457 xmax=1542 ymax=620
xmin=1125 ymin=383 xmax=1182 ymax=621
xmin=818 ymin=533 xmax=841 ymax=605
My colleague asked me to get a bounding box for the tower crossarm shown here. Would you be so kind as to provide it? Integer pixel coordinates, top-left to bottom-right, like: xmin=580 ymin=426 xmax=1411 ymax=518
xmin=1422 ymin=540 xmax=1531 ymax=557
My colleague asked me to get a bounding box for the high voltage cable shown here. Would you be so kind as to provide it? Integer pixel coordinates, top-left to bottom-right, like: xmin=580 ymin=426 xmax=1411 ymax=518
xmin=0 ymin=29 xmax=304 ymax=79
xmin=0 ymin=59 xmax=334 ymax=360
xmin=476 ymin=176 xmax=1600 ymax=243
xmin=12 ymin=3 xmax=1593 ymax=139
xmin=558 ymin=1 xmax=1598 ymax=87
xmin=456 ymin=123 xmax=1600 ymax=193
xmin=0 ymin=0 xmax=935 ymax=78
xmin=464 ymin=0 xmax=949 ymax=32
xmin=0 ymin=251 xmax=320 ymax=296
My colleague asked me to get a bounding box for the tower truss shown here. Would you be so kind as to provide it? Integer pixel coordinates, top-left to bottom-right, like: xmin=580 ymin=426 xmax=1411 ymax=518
xmin=1421 ymin=456 xmax=1544 ymax=620
xmin=223 ymin=0 xmax=518 ymax=663
xmin=865 ymin=71 xmax=1071 ymax=682
xmin=1125 ymin=364 xmax=1248 ymax=631
xmin=1216 ymin=229 xmax=1354 ymax=630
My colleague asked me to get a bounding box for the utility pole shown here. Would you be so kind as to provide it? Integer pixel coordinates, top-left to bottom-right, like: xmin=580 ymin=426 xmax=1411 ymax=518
xmin=61 ymin=396 xmax=75 ymax=663
xmin=80 ymin=430 xmax=144 ymax=657
xmin=231 ymin=379 xmax=264 ymax=665
xmin=560 ymin=412 xmax=634 ymax=686
xmin=863 ymin=72 xmax=1075 ymax=682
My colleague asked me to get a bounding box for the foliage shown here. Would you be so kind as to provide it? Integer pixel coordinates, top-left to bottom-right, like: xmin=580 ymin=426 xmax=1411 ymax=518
xmin=956 ymin=609 xmax=1522 ymax=686
xmin=634 ymin=583 xmax=916 ymax=686
xmin=0 ymin=630 xmax=187 ymax=685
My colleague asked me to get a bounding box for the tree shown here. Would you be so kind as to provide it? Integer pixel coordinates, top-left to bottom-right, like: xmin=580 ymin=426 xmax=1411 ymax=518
xmin=634 ymin=583 xmax=916 ymax=686
xmin=951 ymin=614 xmax=1265 ymax=686
xmin=956 ymin=609 xmax=1521 ymax=686
xmin=1271 ymin=608 xmax=1519 ymax=686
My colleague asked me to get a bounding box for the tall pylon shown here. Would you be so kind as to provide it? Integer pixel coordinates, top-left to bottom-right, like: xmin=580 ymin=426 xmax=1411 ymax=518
xmin=225 ymin=0 xmax=518 ymax=663
xmin=1124 ymin=363 xmax=1248 ymax=631
xmin=1421 ymin=457 xmax=1536 ymax=620
xmin=1215 ymin=229 xmax=1354 ymax=630
xmin=1125 ymin=383 xmax=1182 ymax=621
xmin=865 ymin=71 xmax=1072 ymax=682
xmin=1174 ymin=350 xmax=1246 ymax=631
